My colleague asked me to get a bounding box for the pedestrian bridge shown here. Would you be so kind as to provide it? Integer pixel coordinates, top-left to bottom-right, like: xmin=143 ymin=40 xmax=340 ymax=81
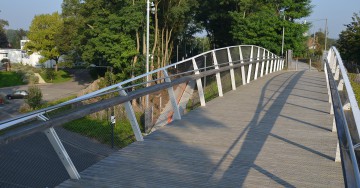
xmin=0 ymin=45 xmax=359 ymax=187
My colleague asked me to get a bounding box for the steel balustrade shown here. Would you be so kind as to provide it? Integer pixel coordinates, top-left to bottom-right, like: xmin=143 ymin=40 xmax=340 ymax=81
xmin=325 ymin=46 xmax=360 ymax=188
xmin=0 ymin=45 xmax=283 ymax=180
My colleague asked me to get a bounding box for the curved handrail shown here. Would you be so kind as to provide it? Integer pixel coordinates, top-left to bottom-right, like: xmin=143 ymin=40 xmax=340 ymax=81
xmin=0 ymin=45 xmax=281 ymax=131
xmin=325 ymin=46 xmax=360 ymax=187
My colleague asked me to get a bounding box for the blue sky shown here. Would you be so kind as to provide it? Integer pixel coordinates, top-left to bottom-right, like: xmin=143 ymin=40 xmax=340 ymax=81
xmin=0 ymin=0 xmax=359 ymax=39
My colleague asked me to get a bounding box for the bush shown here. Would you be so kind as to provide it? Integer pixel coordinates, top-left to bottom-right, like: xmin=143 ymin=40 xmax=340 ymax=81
xmin=19 ymin=103 xmax=31 ymax=113
xmin=45 ymin=68 xmax=56 ymax=81
xmin=26 ymin=85 xmax=43 ymax=109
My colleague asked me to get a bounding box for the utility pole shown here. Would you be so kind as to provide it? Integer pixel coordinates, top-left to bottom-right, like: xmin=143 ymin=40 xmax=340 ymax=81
xmin=281 ymin=11 xmax=285 ymax=57
xmin=324 ymin=18 xmax=328 ymax=51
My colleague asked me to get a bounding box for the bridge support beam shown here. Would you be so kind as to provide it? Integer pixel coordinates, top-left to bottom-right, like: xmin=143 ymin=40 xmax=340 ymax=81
xmin=163 ymin=70 xmax=182 ymax=120
xmin=227 ymin=48 xmax=236 ymax=90
xmin=212 ymin=51 xmax=224 ymax=97
xmin=192 ymin=58 xmax=206 ymax=106
xmin=118 ymin=86 xmax=144 ymax=141
xmin=239 ymin=46 xmax=246 ymax=85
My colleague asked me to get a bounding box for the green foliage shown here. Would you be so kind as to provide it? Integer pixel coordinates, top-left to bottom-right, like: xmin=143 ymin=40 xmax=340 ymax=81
xmin=40 ymin=69 xmax=72 ymax=83
xmin=5 ymin=29 xmax=28 ymax=49
xmin=45 ymin=68 xmax=56 ymax=81
xmin=231 ymin=2 xmax=310 ymax=56
xmin=0 ymin=71 xmax=24 ymax=88
xmin=337 ymin=12 xmax=360 ymax=65
xmin=0 ymin=19 xmax=9 ymax=48
xmin=63 ymin=115 xmax=140 ymax=148
xmin=196 ymin=0 xmax=311 ymax=55
xmin=349 ymin=73 xmax=360 ymax=106
xmin=26 ymin=85 xmax=43 ymax=109
xmin=24 ymin=13 xmax=63 ymax=71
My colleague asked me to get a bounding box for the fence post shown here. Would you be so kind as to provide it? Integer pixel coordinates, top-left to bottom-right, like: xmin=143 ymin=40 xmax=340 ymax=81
xmin=192 ymin=58 xmax=206 ymax=106
xmin=227 ymin=47 xmax=236 ymax=90
xmin=118 ymin=86 xmax=144 ymax=141
xmin=239 ymin=46 xmax=247 ymax=85
xmin=246 ymin=46 xmax=254 ymax=83
xmin=212 ymin=51 xmax=224 ymax=97
xmin=162 ymin=69 xmax=182 ymax=120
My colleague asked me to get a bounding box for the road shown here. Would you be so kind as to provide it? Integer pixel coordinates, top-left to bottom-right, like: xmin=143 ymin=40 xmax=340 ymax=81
xmin=0 ymin=69 xmax=92 ymax=121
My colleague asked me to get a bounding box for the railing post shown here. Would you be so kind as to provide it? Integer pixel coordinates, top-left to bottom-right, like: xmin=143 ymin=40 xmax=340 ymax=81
xmin=227 ymin=47 xmax=236 ymax=90
xmin=239 ymin=46 xmax=246 ymax=85
xmin=43 ymin=127 xmax=81 ymax=180
xmin=212 ymin=51 xmax=224 ymax=97
xmin=265 ymin=51 xmax=270 ymax=75
xmin=254 ymin=47 xmax=260 ymax=80
xmin=270 ymin=53 xmax=274 ymax=73
xmin=246 ymin=46 xmax=254 ymax=83
xmin=118 ymin=86 xmax=144 ymax=141
xmin=260 ymin=49 xmax=265 ymax=77
xmin=163 ymin=70 xmax=182 ymax=120
xmin=192 ymin=58 xmax=206 ymax=106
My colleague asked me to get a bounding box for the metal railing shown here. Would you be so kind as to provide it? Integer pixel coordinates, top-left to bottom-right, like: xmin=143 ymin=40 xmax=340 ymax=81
xmin=0 ymin=45 xmax=284 ymax=186
xmin=325 ymin=46 xmax=360 ymax=187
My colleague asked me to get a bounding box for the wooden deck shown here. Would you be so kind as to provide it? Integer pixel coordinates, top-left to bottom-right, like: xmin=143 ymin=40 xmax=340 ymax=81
xmin=58 ymin=70 xmax=343 ymax=187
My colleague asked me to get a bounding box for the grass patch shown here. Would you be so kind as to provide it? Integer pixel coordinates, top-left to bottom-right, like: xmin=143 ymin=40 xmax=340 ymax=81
xmin=349 ymin=73 xmax=360 ymax=106
xmin=0 ymin=71 xmax=25 ymax=88
xmin=63 ymin=115 xmax=140 ymax=148
xmin=40 ymin=69 xmax=72 ymax=83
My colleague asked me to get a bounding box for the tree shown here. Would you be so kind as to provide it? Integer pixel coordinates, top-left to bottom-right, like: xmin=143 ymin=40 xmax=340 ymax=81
xmin=195 ymin=0 xmax=237 ymax=48
xmin=337 ymin=12 xmax=360 ymax=65
xmin=0 ymin=19 xmax=9 ymax=48
xmin=6 ymin=29 xmax=28 ymax=49
xmin=26 ymin=85 xmax=43 ymax=110
xmin=24 ymin=12 xmax=63 ymax=71
xmin=195 ymin=0 xmax=311 ymax=56
xmin=231 ymin=1 xmax=311 ymax=56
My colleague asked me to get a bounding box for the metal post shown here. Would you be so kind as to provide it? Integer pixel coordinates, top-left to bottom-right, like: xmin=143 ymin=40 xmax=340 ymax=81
xmin=110 ymin=113 xmax=115 ymax=148
xmin=246 ymin=46 xmax=254 ymax=83
xmin=118 ymin=86 xmax=144 ymax=141
xmin=163 ymin=70 xmax=181 ymax=120
xmin=44 ymin=127 xmax=81 ymax=180
xmin=212 ymin=51 xmax=223 ymax=97
xmin=325 ymin=18 xmax=328 ymax=51
xmin=239 ymin=46 xmax=246 ymax=85
xmin=254 ymin=47 xmax=260 ymax=80
xmin=146 ymin=0 xmax=150 ymax=109
xmin=227 ymin=47 xmax=236 ymax=90
xmin=193 ymin=58 xmax=206 ymax=107
xmin=281 ymin=11 xmax=285 ymax=56
xmin=260 ymin=48 xmax=265 ymax=77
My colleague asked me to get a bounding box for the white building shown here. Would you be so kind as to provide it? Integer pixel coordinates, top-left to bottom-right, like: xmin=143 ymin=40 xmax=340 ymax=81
xmin=0 ymin=39 xmax=58 ymax=68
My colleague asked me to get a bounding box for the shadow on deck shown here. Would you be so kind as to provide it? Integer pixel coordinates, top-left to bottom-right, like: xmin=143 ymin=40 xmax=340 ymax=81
xmin=59 ymin=70 xmax=343 ymax=187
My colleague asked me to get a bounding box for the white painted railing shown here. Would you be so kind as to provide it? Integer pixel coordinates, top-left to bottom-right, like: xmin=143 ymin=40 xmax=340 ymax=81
xmin=325 ymin=46 xmax=360 ymax=187
xmin=0 ymin=45 xmax=284 ymax=180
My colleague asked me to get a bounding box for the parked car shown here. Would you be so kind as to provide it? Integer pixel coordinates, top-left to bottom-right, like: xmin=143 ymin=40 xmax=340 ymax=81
xmin=6 ymin=90 xmax=29 ymax=100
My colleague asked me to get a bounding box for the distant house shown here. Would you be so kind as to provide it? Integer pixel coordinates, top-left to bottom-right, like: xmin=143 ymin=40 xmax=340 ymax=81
xmin=0 ymin=40 xmax=58 ymax=68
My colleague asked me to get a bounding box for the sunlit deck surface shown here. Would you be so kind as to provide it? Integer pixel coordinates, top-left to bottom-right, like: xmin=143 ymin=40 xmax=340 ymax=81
xmin=59 ymin=70 xmax=343 ymax=187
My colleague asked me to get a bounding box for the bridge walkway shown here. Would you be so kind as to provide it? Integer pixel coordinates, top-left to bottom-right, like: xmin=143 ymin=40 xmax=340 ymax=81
xmin=59 ymin=70 xmax=343 ymax=187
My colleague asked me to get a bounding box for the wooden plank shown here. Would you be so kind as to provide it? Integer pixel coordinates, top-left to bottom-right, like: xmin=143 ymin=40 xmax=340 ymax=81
xmin=58 ymin=71 xmax=343 ymax=187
